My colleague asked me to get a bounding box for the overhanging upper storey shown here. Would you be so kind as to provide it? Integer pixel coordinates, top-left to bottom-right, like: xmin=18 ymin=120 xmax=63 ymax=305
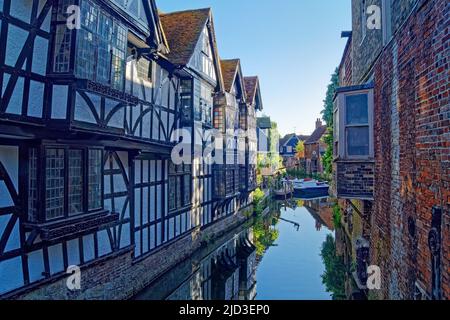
xmin=333 ymin=83 xmax=374 ymax=200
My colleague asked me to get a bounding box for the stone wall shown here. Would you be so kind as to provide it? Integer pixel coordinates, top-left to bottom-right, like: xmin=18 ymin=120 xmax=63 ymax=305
xmin=370 ymin=0 xmax=449 ymax=300
xmin=10 ymin=206 xmax=254 ymax=300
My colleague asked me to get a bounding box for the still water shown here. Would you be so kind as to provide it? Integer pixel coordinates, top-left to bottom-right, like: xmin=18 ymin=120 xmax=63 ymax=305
xmin=135 ymin=198 xmax=335 ymax=300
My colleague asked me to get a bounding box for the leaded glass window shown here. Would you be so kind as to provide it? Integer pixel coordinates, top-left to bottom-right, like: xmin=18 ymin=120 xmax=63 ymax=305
xmin=28 ymin=148 xmax=38 ymax=221
xmin=53 ymin=24 xmax=72 ymax=73
xmin=45 ymin=148 xmax=65 ymax=220
xmin=168 ymin=162 xmax=191 ymax=212
xmin=88 ymin=149 xmax=102 ymax=210
xmin=68 ymin=149 xmax=83 ymax=215
xmin=72 ymin=0 xmax=127 ymax=89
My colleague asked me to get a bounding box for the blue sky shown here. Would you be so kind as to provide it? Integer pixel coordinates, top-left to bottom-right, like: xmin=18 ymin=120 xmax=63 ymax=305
xmin=157 ymin=0 xmax=351 ymax=136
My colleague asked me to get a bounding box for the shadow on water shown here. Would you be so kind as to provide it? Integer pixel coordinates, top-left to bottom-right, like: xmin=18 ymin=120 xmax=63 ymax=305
xmin=134 ymin=196 xmax=352 ymax=300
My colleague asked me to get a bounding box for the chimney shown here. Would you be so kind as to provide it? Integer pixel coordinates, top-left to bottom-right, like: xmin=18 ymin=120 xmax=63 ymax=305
xmin=316 ymin=118 xmax=322 ymax=129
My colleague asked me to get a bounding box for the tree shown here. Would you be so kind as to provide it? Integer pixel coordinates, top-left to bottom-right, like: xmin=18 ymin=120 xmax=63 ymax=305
xmin=321 ymin=68 xmax=339 ymax=176
xmin=320 ymin=234 xmax=347 ymax=300
xmin=295 ymin=140 xmax=305 ymax=159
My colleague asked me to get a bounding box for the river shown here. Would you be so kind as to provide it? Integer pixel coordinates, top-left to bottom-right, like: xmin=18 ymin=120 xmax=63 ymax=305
xmin=134 ymin=197 xmax=338 ymax=300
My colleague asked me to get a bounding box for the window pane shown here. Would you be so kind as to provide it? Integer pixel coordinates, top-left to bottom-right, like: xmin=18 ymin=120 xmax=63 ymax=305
xmin=183 ymin=174 xmax=191 ymax=206
xmin=80 ymin=0 xmax=98 ymax=32
xmin=347 ymin=127 xmax=370 ymax=156
xmin=75 ymin=29 xmax=96 ymax=80
xmin=53 ymin=25 xmax=72 ymax=73
xmin=168 ymin=176 xmax=176 ymax=211
xmin=68 ymin=150 xmax=83 ymax=215
xmin=28 ymin=148 xmax=38 ymax=221
xmin=88 ymin=149 xmax=102 ymax=210
xmin=97 ymin=39 xmax=111 ymax=84
xmin=346 ymin=94 xmax=368 ymax=125
xmin=137 ymin=58 xmax=151 ymax=81
xmin=176 ymin=176 xmax=182 ymax=208
xmin=46 ymin=148 xmax=65 ymax=220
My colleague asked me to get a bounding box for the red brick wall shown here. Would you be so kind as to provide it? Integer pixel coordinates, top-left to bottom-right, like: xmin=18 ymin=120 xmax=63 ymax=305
xmin=371 ymin=0 xmax=449 ymax=299
xmin=339 ymin=37 xmax=353 ymax=87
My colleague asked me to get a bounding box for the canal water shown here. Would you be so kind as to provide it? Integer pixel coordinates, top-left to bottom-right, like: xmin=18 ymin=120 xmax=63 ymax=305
xmin=135 ymin=197 xmax=336 ymax=300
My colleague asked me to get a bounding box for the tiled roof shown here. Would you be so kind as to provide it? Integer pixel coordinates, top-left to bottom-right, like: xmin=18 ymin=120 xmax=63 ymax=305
xmin=304 ymin=126 xmax=327 ymax=144
xmin=159 ymin=8 xmax=211 ymax=65
xmin=220 ymin=59 xmax=239 ymax=92
xmin=244 ymin=76 xmax=258 ymax=105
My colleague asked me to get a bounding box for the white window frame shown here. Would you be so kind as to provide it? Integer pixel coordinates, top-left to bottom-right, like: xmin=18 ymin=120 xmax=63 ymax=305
xmin=334 ymin=88 xmax=374 ymax=160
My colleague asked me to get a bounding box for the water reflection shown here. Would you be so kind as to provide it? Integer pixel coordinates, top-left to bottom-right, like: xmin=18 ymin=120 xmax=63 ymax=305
xmin=135 ymin=197 xmax=345 ymax=300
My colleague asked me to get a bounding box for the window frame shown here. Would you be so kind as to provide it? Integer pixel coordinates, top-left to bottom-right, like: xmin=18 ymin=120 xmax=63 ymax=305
xmin=168 ymin=162 xmax=192 ymax=213
xmin=334 ymin=88 xmax=374 ymax=160
xmin=27 ymin=144 xmax=105 ymax=223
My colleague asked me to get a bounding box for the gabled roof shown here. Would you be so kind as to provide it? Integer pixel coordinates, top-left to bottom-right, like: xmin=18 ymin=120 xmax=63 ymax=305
xmin=280 ymin=134 xmax=311 ymax=147
xmin=244 ymin=76 xmax=263 ymax=110
xmin=220 ymin=59 xmax=240 ymax=92
xmin=159 ymin=8 xmax=211 ymax=66
xmin=280 ymin=134 xmax=296 ymax=147
xmin=304 ymin=126 xmax=327 ymax=144
xmin=244 ymin=76 xmax=257 ymax=105
xmin=220 ymin=59 xmax=246 ymax=102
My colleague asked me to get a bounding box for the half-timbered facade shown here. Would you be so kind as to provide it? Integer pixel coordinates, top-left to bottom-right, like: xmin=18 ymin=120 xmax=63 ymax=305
xmin=0 ymin=0 xmax=182 ymax=296
xmin=0 ymin=1 xmax=264 ymax=298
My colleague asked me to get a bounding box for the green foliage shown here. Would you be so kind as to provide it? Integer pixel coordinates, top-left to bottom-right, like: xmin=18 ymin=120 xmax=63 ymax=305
xmin=320 ymin=234 xmax=347 ymax=300
xmin=321 ymin=68 xmax=339 ymax=127
xmin=332 ymin=204 xmax=342 ymax=228
xmin=253 ymin=188 xmax=267 ymax=216
xmin=295 ymin=140 xmax=305 ymax=158
xmin=321 ymin=68 xmax=339 ymax=176
xmin=253 ymin=215 xmax=280 ymax=256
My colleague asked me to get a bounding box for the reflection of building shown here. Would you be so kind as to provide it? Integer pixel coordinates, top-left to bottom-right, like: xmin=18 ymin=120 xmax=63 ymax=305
xmin=135 ymin=229 xmax=256 ymax=300
xmin=304 ymin=198 xmax=335 ymax=231
xmin=304 ymin=119 xmax=327 ymax=174
xmin=334 ymin=0 xmax=448 ymax=300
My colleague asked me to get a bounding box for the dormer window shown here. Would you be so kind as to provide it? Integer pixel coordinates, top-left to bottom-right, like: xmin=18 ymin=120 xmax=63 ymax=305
xmin=334 ymin=86 xmax=374 ymax=159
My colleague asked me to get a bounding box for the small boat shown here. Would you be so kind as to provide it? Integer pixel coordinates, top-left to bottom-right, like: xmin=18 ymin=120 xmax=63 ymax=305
xmin=292 ymin=179 xmax=329 ymax=198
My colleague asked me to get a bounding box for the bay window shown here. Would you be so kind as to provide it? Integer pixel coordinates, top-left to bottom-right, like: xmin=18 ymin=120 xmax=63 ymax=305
xmin=53 ymin=0 xmax=128 ymax=91
xmin=333 ymin=85 xmax=375 ymax=200
xmin=28 ymin=145 xmax=104 ymax=222
xmin=334 ymin=86 xmax=374 ymax=159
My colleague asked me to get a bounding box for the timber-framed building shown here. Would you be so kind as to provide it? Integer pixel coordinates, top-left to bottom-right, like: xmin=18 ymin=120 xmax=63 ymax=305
xmin=0 ymin=0 xmax=263 ymax=299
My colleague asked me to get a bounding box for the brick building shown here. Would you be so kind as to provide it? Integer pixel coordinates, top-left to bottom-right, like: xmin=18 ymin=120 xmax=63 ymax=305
xmin=304 ymin=119 xmax=327 ymax=174
xmin=334 ymin=0 xmax=448 ymax=300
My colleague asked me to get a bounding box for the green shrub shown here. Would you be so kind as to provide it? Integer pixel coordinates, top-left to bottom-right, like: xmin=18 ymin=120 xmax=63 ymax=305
xmin=332 ymin=204 xmax=342 ymax=228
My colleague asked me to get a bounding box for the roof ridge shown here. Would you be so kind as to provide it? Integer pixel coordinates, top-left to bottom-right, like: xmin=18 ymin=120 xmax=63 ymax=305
xmin=159 ymin=7 xmax=211 ymax=17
